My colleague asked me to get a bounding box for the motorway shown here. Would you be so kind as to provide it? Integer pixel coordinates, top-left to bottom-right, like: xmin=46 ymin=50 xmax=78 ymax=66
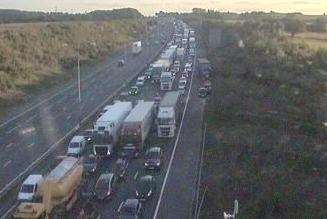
xmin=65 ymin=36 xmax=206 ymax=219
xmin=1 ymin=20 xmax=207 ymax=219
xmin=0 ymin=20 xmax=172 ymax=198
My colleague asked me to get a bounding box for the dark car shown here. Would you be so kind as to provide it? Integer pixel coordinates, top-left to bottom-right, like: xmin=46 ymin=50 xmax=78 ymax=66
xmin=144 ymin=147 xmax=162 ymax=170
xmin=83 ymin=155 xmax=98 ymax=174
xmin=80 ymin=201 xmax=101 ymax=219
xmin=95 ymin=173 xmax=116 ymax=200
xmin=118 ymin=199 xmax=142 ymax=219
xmin=120 ymin=145 xmax=140 ymax=158
xmin=80 ymin=181 xmax=95 ymax=201
xmin=129 ymin=86 xmax=139 ymax=96
xmin=114 ymin=158 xmax=129 ymax=179
xmin=135 ymin=175 xmax=156 ymax=201
xmin=198 ymin=87 xmax=211 ymax=98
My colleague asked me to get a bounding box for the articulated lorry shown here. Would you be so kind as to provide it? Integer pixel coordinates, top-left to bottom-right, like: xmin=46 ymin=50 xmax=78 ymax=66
xmin=160 ymin=45 xmax=177 ymax=66
xmin=93 ymin=101 xmax=133 ymax=157
xmin=13 ymin=157 xmax=83 ymax=219
xmin=150 ymin=59 xmax=171 ymax=83
xmin=176 ymin=48 xmax=185 ymax=61
xmin=120 ymin=101 xmax=155 ymax=157
xmin=157 ymin=91 xmax=181 ymax=138
xmin=189 ymin=37 xmax=196 ymax=48
xmin=160 ymin=71 xmax=174 ymax=91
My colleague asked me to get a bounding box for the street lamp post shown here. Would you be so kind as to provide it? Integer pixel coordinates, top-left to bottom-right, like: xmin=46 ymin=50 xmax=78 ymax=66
xmin=77 ymin=44 xmax=81 ymax=104
xmin=223 ymin=200 xmax=239 ymax=219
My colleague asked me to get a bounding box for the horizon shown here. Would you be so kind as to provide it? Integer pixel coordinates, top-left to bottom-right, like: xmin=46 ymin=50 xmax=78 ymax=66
xmin=0 ymin=0 xmax=326 ymax=16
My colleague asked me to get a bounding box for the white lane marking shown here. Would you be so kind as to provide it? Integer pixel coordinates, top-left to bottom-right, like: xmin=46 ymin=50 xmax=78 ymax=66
xmin=25 ymin=114 xmax=37 ymax=123
xmin=27 ymin=143 xmax=35 ymax=149
xmin=3 ymin=160 xmax=12 ymax=168
xmin=0 ymin=53 xmax=126 ymax=129
xmin=0 ymin=34 xmax=169 ymax=200
xmin=67 ymin=115 xmax=72 ymax=120
xmin=5 ymin=125 xmax=20 ymax=134
xmin=0 ymin=202 xmax=19 ymax=219
xmin=134 ymin=171 xmax=139 ymax=180
xmin=153 ymin=53 xmax=196 ymax=219
xmin=195 ymin=123 xmax=207 ymax=218
xmin=5 ymin=143 xmax=14 ymax=149
xmin=196 ymin=186 xmax=207 ymax=219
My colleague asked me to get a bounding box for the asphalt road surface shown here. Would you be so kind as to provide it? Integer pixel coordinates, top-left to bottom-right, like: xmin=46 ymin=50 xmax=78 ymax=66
xmin=0 ymin=21 xmax=172 ymax=195
xmin=1 ymin=21 xmax=207 ymax=219
xmin=65 ymin=39 xmax=205 ymax=219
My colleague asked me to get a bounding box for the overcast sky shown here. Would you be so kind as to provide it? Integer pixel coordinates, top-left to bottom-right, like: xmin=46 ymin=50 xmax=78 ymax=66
xmin=0 ymin=0 xmax=326 ymax=15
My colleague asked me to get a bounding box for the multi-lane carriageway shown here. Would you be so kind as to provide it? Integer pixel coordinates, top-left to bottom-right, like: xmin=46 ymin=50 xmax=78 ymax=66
xmin=1 ymin=21 xmax=206 ymax=219
xmin=0 ymin=19 xmax=172 ymax=216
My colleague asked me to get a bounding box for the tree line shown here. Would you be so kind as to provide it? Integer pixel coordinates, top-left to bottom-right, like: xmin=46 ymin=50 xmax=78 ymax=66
xmin=0 ymin=8 xmax=143 ymax=24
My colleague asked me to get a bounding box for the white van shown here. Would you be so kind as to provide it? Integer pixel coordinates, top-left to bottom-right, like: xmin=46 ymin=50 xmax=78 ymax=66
xmin=18 ymin=174 xmax=43 ymax=201
xmin=136 ymin=76 xmax=146 ymax=87
xmin=67 ymin=135 xmax=87 ymax=157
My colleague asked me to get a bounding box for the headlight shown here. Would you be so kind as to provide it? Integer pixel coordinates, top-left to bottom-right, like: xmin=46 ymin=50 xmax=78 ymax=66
xmin=136 ymin=191 xmax=139 ymax=196
xmin=156 ymin=162 xmax=160 ymax=166
xmin=147 ymin=190 xmax=152 ymax=197
xmin=145 ymin=163 xmax=149 ymax=166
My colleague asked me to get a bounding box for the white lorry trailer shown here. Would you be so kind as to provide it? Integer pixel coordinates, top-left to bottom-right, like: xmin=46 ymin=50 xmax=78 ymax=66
xmin=176 ymin=48 xmax=185 ymax=61
xmin=160 ymin=71 xmax=174 ymax=91
xmin=157 ymin=91 xmax=181 ymax=138
xmin=93 ymin=101 xmax=132 ymax=157
xmin=132 ymin=41 xmax=142 ymax=55
xmin=160 ymin=47 xmax=176 ymax=66
xmin=151 ymin=59 xmax=171 ymax=83
xmin=189 ymin=37 xmax=196 ymax=48
xmin=120 ymin=101 xmax=155 ymax=157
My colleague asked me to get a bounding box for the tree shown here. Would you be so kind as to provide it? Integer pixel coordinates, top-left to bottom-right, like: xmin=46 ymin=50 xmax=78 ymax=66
xmin=283 ymin=18 xmax=306 ymax=37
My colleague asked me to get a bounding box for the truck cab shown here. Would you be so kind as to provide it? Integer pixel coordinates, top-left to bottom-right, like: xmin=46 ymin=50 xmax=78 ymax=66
xmin=67 ymin=135 xmax=87 ymax=157
xmin=160 ymin=72 xmax=174 ymax=91
xmin=178 ymin=78 xmax=187 ymax=94
xmin=18 ymin=174 xmax=44 ymax=202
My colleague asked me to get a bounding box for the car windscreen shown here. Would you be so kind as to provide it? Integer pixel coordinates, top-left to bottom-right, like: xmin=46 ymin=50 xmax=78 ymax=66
xmin=121 ymin=205 xmax=136 ymax=215
xmin=69 ymin=142 xmax=80 ymax=148
xmin=147 ymin=151 xmax=160 ymax=158
xmin=96 ymin=180 xmax=108 ymax=191
xmin=20 ymin=184 xmax=34 ymax=193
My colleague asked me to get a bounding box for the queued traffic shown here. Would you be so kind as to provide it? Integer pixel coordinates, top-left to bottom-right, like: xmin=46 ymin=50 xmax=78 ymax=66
xmin=12 ymin=19 xmax=212 ymax=219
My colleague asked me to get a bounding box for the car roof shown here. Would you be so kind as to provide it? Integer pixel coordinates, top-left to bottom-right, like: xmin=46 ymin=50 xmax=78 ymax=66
xmin=138 ymin=76 xmax=146 ymax=79
xmin=140 ymin=175 xmax=153 ymax=181
xmin=23 ymin=174 xmax=43 ymax=185
xmin=98 ymin=173 xmax=114 ymax=182
xmin=124 ymin=199 xmax=139 ymax=207
xmin=116 ymin=158 xmax=126 ymax=164
xmin=70 ymin=135 xmax=85 ymax=143
xmin=147 ymin=147 xmax=161 ymax=153
xmin=131 ymin=86 xmax=138 ymax=89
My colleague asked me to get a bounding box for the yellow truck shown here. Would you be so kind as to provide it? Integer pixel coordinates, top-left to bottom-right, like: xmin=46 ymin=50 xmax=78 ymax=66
xmin=13 ymin=157 xmax=83 ymax=219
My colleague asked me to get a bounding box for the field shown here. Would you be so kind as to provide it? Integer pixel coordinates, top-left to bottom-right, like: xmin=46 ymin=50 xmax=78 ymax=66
xmin=289 ymin=31 xmax=327 ymax=50
xmin=0 ymin=19 xmax=146 ymax=105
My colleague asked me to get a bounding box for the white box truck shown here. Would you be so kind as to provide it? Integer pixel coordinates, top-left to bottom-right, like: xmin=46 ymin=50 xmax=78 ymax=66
xmin=151 ymin=59 xmax=171 ymax=83
xmin=189 ymin=37 xmax=196 ymax=48
xmin=176 ymin=48 xmax=185 ymax=60
xmin=160 ymin=72 xmax=174 ymax=91
xmin=182 ymin=38 xmax=188 ymax=48
xmin=120 ymin=101 xmax=155 ymax=157
xmin=93 ymin=101 xmax=132 ymax=157
xmin=157 ymin=91 xmax=181 ymax=138
xmin=160 ymin=46 xmax=177 ymax=66
xmin=132 ymin=41 xmax=142 ymax=55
